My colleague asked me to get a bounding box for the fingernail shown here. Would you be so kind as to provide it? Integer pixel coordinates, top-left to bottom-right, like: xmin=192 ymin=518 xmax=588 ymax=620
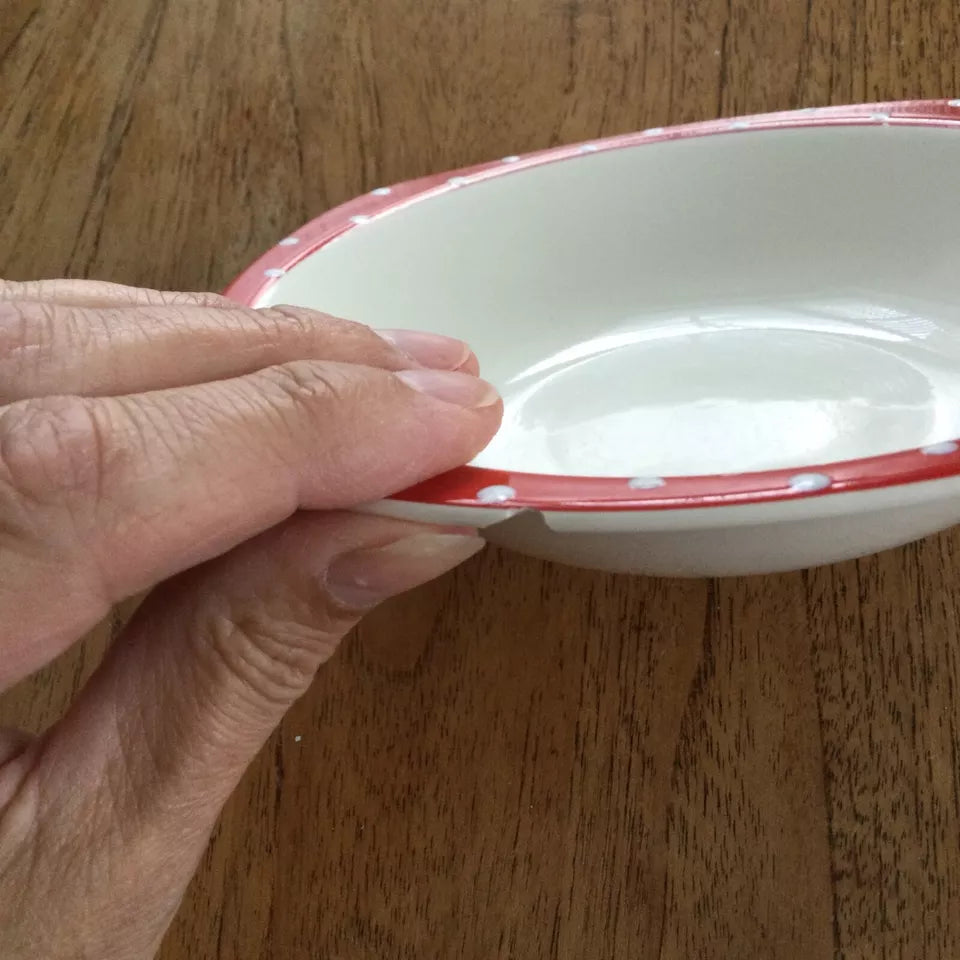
xmin=377 ymin=329 xmax=473 ymax=370
xmin=395 ymin=369 xmax=500 ymax=408
xmin=326 ymin=533 xmax=485 ymax=609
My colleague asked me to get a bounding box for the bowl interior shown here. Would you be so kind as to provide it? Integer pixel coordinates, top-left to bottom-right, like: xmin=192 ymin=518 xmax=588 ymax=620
xmin=259 ymin=125 xmax=960 ymax=479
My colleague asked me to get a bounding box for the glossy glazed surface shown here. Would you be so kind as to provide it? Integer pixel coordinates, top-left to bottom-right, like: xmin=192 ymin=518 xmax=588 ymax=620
xmin=257 ymin=124 xmax=960 ymax=480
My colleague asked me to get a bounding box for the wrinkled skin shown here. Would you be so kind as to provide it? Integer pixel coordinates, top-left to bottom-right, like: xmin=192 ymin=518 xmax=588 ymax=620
xmin=0 ymin=280 xmax=502 ymax=959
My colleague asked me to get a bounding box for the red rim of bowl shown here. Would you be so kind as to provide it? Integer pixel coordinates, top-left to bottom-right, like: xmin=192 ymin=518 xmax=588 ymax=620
xmin=226 ymin=100 xmax=960 ymax=512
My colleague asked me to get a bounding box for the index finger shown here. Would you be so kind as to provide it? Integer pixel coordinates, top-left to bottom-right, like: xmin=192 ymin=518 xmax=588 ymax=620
xmin=0 ymin=361 xmax=501 ymax=689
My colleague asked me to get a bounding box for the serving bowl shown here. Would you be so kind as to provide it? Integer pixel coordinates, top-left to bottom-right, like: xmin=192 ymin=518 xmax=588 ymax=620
xmin=228 ymin=101 xmax=960 ymax=577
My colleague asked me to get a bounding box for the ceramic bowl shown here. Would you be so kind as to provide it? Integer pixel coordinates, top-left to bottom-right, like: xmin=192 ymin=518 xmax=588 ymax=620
xmin=228 ymin=101 xmax=960 ymax=577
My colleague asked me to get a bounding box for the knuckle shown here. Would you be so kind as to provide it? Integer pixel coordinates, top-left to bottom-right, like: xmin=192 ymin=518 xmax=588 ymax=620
xmin=257 ymin=305 xmax=319 ymax=340
xmin=0 ymin=302 xmax=28 ymax=361
xmin=150 ymin=289 xmax=234 ymax=308
xmin=259 ymin=306 xmax=386 ymax=358
xmin=198 ymin=594 xmax=348 ymax=707
xmin=0 ymin=396 xmax=113 ymax=508
xmin=261 ymin=360 xmax=360 ymax=414
xmin=0 ymin=300 xmax=92 ymax=403
xmin=263 ymin=304 xmax=358 ymax=338
xmin=0 ymin=302 xmax=54 ymax=400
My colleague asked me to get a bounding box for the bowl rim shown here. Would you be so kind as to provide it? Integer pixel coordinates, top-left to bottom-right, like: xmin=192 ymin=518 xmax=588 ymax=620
xmin=225 ymin=99 xmax=960 ymax=512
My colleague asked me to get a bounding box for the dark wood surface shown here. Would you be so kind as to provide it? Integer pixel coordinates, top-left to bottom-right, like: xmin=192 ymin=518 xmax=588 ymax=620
xmin=3 ymin=0 xmax=960 ymax=956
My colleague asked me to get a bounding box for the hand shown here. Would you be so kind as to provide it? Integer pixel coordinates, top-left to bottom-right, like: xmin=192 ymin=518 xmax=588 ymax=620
xmin=0 ymin=279 xmax=501 ymax=958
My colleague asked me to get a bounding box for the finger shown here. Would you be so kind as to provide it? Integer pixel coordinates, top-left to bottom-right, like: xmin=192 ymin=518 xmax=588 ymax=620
xmin=0 ymin=728 xmax=34 ymax=767
xmin=0 ymin=728 xmax=36 ymax=810
xmin=0 ymin=277 xmax=235 ymax=308
xmin=0 ymin=513 xmax=483 ymax=958
xmin=0 ymin=362 xmax=500 ymax=689
xmin=0 ymin=297 xmax=478 ymax=402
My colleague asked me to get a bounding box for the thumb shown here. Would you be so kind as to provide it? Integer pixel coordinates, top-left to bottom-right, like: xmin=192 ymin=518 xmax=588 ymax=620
xmin=1 ymin=512 xmax=482 ymax=959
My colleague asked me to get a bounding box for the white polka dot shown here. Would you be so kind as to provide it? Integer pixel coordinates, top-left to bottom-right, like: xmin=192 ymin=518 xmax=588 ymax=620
xmin=788 ymin=473 xmax=832 ymax=493
xmin=371 ymin=186 xmax=392 ymax=196
xmin=579 ymin=143 xmax=599 ymax=153
xmin=949 ymin=99 xmax=960 ymax=107
xmin=501 ymin=155 xmax=521 ymax=163
xmin=627 ymin=476 xmax=666 ymax=490
xmin=447 ymin=176 xmax=469 ymax=187
xmin=730 ymin=120 xmax=751 ymax=130
xmin=294 ymin=735 xmax=302 ymax=743
xmin=278 ymin=236 xmax=300 ymax=246
xmin=476 ymin=484 xmax=517 ymax=503
xmin=870 ymin=112 xmax=891 ymax=122
xmin=643 ymin=127 xmax=665 ymax=136
xmin=349 ymin=214 xmax=371 ymax=224
xmin=264 ymin=268 xmax=285 ymax=278
xmin=921 ymin=441 xmax=959 ymax=455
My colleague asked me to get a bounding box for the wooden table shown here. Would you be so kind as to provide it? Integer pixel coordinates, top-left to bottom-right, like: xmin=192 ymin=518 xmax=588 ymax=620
xmin=3 ymin=0 xmax=960 ymax=956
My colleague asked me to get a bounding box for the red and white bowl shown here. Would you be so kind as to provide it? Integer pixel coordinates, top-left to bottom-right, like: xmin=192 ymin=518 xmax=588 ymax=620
xmin=228 ymin=101 xmax=960 ymax=576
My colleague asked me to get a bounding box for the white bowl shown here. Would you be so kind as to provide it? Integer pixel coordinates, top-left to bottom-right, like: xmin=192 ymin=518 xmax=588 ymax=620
xmin=228 ymin=101 xmax=960 ymax=577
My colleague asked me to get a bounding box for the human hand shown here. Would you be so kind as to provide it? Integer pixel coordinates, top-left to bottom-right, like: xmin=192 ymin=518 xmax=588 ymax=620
xmin=0 ymin=279 xmax=501 ymax=958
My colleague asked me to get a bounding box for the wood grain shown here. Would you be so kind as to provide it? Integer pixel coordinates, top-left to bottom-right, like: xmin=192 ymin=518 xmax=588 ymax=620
xmin=3 ymin=0 xmax=960 ymax=956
